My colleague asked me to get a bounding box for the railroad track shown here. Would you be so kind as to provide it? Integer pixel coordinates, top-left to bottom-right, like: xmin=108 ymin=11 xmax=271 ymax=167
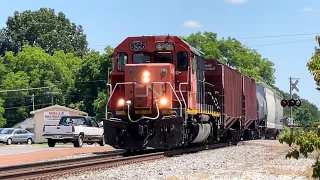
xmin=0 ymin=150 xmax=164 ymax=180
xmin=0 ymin=141 xmax=239 ymax=180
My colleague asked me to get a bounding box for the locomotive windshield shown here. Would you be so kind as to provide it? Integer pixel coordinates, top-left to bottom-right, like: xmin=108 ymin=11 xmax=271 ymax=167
xmin=132 ymin=52 xmax=173 ymax=64
xmin=154 ymin=52 xmax=173 ymax=63
xmin=132 ymin=52 xmax=151 ymax=64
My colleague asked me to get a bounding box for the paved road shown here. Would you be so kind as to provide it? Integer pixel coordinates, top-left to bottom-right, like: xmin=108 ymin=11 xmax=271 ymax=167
xmin=0 ymin=144 xmax=106 ymax=156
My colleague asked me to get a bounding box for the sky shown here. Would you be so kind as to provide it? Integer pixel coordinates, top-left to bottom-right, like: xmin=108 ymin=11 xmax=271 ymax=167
xmin=0 ymin=0 xmax=320 ymax=107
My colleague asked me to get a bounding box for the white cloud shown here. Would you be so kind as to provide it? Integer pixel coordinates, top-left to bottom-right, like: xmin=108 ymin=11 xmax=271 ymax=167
xmin=301 ymin=7 xmax=319 ymax=13
xmin=183 ymin=21 xmax=202 ymax=29
xmin=225 ymin=0 xmax=247 ymax=4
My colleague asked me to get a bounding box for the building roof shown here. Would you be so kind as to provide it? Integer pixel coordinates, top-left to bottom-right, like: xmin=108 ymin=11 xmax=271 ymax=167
xmin=12 ymin=117 xmax=35 ymax=129
xmin=30 ymin=104 xmax=88 ymax=115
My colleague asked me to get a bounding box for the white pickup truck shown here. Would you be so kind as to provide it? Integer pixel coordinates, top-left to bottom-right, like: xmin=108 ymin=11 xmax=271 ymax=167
xmin=42 ymin=116 xmax=105 ymax=148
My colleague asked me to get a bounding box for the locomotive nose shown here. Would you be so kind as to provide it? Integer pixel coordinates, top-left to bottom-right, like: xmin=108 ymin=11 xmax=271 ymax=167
xmin=124 ymin=63 xmax=174 ymax=109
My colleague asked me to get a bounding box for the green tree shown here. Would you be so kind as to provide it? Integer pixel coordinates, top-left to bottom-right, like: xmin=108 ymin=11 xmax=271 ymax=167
xmin=0 ymin=99 xmax=6 ymax=127
xmin=71 ymin=46 xmax=112 ymax=116
xmin=93 ymin=91 xmax=106 ymax=122
xmin=294 ymin=108 xmax=312 ymax=126
xmin=183 ymin=31 xmax=275 ymax=85
xmin=0 ymin=45 xmax=81 ymax=127
xmin=1 ymin=8 xmax=88 ymax=57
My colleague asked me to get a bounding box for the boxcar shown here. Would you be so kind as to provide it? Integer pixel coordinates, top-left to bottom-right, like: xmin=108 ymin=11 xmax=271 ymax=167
xmin=205 ymin=59 xmax=242 ymax=129
xmin=242 ymin=76 xmax=258 ymax=129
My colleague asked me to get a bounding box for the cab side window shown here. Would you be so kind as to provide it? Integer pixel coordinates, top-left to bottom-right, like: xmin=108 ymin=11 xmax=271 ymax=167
xmin=116 ymin=52 xmax=128 ymax=72
xmin=177 ymin=51 xmax=188 ymax=71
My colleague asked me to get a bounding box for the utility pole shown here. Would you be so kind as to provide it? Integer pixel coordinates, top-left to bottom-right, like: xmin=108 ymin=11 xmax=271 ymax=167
xmin=289 ymin=77 xmax=300 ymax=137
xmin=31 ymin=94 xmax=35 ymax=112
xmin=106 ymin=67 xmax=111 ymax=120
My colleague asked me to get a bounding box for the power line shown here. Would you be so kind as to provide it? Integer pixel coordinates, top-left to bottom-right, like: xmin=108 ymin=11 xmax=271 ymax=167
xmin=75 ymin=80 xmax=106 ymax=83
xmin=88 ymin=37 xmax=318 ymax=50
xmin=0 ymin=86 xmax=55 ymax=93
xmin=4 ymin=103 xmax=52 ymax=110
xmin=237 ymin=32 xmax=320 ymax=40
xmin=249 ymin=39 xmax=314 ymax=47
xmin=0 ymin=79 xmax=107 ymax=95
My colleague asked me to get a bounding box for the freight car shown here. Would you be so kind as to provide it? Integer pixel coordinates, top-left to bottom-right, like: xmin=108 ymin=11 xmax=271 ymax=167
xmin=256 ymin=82 xmax=284 ymax=139
xmin=103 ymin=35 xmax=283 ymax=151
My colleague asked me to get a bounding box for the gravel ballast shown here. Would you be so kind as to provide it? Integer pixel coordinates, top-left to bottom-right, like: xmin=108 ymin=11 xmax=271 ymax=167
xmin=56 ymin=144 xmax=315 ymax=180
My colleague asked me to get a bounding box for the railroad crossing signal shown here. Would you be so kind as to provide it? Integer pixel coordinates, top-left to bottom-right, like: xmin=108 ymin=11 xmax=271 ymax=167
xmin=290 ymin=79 xmax=299 ymax=92
xmin=280 ymin=99 xmax=301 ymax=107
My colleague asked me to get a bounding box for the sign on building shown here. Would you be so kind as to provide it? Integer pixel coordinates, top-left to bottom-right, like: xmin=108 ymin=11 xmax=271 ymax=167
xmin=44 ymin=111 xmax=69 ymax=121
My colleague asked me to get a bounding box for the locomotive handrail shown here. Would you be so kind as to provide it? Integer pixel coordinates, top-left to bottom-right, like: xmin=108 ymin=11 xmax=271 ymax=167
xmin=151 ymin=82 xmax=183 ymax=118
xmin=178 ymin=66 xmax=190 ymax=126
xmin=107 ymin=82 xmax=137 ymax=105
xmin=127 ymin=101 xmax=160 ymax=123
xmin=178 ymin=82 xmax=188 ymax=125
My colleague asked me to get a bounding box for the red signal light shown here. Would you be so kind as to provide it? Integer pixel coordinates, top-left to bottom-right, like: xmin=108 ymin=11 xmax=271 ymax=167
xmin=280 ymin=99 xmax=288 ymax=107
xmin=288 ymin=99 xmax=296 ymax=107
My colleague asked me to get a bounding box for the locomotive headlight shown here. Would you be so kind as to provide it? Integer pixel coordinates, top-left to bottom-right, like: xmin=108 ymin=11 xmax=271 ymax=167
xmin=118 ymin=99 xmax=125 ymax=106
xmin=159 ymin=97 xmax=168 ymax=106
xmin=142 ymin=71 xmax=150 ymax=83
xmin=142 ymin=76 xmax=150 ymax=83
xmin=143 ymin=71 xmax=150 ymax=77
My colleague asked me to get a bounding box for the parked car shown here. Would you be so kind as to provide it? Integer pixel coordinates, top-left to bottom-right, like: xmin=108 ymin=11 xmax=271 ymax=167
xmin=0 ymin=128 xmax=35 ymax=145
xmin=0 ymin=128 xmax=4 ymax=133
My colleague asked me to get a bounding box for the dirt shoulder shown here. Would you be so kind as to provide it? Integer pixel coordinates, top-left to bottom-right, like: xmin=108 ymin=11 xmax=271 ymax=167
xmin=0 ymin=146 xmax=115 ymax=167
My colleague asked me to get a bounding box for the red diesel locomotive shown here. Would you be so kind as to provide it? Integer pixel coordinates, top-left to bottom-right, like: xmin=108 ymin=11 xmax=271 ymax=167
xmin=104 ymin=35 xmax=259 ymax=151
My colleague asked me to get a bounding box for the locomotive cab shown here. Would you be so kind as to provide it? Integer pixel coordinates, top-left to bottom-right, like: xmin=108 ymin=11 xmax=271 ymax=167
xmin=108 ymin=36 xmax=191 ymax=119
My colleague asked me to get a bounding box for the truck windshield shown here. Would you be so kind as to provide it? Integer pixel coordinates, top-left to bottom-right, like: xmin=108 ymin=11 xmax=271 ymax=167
xmin=59 ymin=117 xmax=87 ymax=126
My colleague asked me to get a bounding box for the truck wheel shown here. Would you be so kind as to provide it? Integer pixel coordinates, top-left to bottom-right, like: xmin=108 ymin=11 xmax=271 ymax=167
xmin=73 ymin=135 xmax=83 ymax=147
xmin=98 ymin=134 xmax=105 ymax=146
xmin=48 ymin=139 xmax=56 ymax=147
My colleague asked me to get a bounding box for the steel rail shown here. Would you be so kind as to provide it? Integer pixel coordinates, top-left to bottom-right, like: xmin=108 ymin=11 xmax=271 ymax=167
xmin=0 ymin=151 xmax=165 ymax=180
xmin=0 ymin=150 xmax=126 ymax=180
xmin=0 ymin=141 xmax=251 ymax=180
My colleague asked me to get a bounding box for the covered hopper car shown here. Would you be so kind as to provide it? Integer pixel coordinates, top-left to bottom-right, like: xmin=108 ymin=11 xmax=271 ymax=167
xmin=103 ymin=35 xmax=284 ymax=151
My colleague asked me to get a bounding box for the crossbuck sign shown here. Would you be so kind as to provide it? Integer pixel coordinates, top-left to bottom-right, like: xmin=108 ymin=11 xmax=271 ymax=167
xmin=291 ymin=79 xmax=299 ymax=92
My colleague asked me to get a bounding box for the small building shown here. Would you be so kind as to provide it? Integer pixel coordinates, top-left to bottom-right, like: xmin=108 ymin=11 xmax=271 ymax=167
xmin=15 ymin=104 xmax=88 ymax=143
